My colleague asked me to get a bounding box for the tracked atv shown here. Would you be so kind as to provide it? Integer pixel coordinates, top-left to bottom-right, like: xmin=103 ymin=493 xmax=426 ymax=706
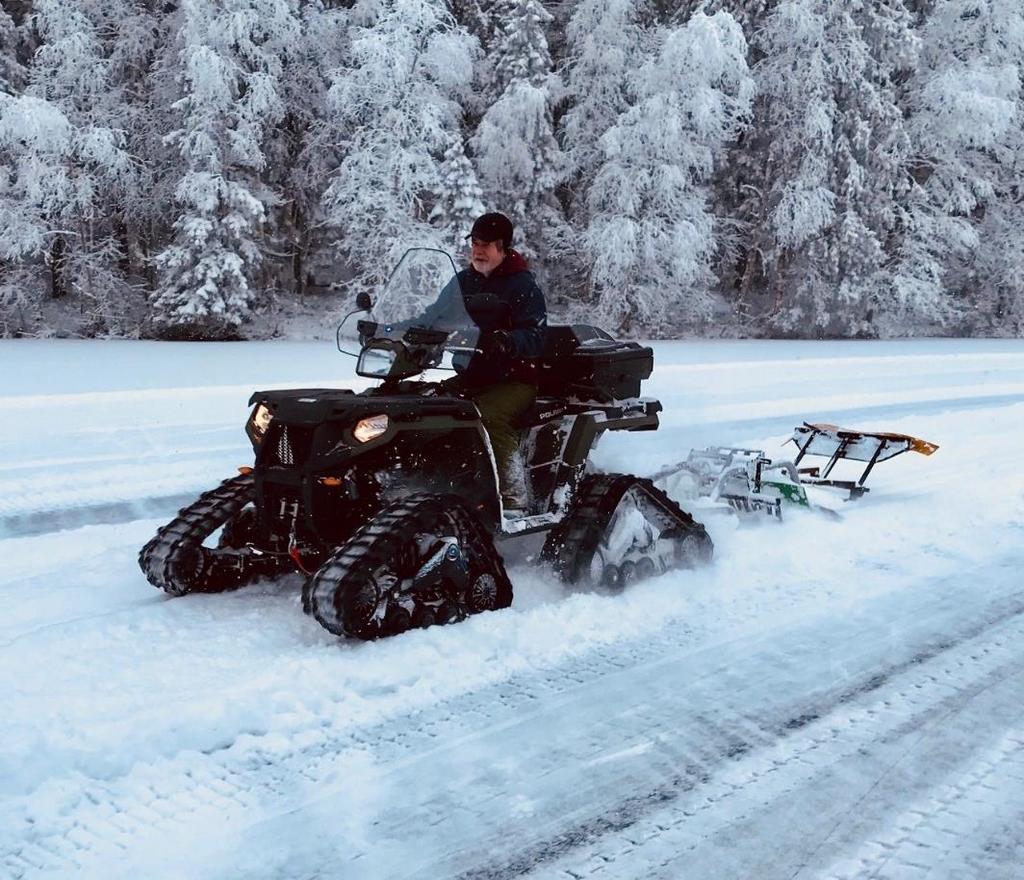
xmin=139 ymin=249 xmax=712 ymax=639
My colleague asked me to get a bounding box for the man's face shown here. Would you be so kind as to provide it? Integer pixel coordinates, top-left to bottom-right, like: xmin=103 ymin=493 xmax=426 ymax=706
xmin=470 ymin=237 xmax=505 ymax=276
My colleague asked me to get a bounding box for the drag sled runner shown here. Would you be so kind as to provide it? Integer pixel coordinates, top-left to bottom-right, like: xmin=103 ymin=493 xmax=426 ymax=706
xmin=140 ymin=248 xmax=712 ymax=640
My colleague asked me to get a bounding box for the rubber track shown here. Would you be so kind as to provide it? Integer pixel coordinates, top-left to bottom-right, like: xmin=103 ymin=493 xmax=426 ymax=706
xmin=137 ymin=475 xmax=276 ymax=597
xmin=449 ymin=500 xmax=515 ymax=612
xmin=304 ymin=493 xmax=513 ymax=639
xmin=541 ymin=474 xmax=712 ymax=584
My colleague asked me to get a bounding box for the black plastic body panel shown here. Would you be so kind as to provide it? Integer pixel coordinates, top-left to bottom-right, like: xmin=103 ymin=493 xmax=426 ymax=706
xmin=241 ymin=324 xmax=663 ymax=555
xmin=250 ymin=388 xmax=479 ymax=425
xmin=537 ymin=326 xmax=654 ymax=401
xmin=249 ymin=389 xmax=500 ymax=545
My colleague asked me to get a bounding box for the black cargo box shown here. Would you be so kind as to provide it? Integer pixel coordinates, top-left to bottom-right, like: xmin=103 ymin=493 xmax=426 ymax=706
xmin=538 ymin=325 xmax=654 ymax=401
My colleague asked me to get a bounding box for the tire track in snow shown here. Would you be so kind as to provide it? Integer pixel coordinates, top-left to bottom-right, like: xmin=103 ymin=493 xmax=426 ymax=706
xmin=456 ymin=596 xmax=1024 ymax=880
xmin=0 ymin=493 xmax=201 ymax=539
xmin=4 ymin=576 xmax=1024 ymax=879
xmin=5 ymin=392 xmax=1023 ymax=540
xmin=0 ymin=377 xmax=371 ymax=410
xmin=541 ymin=685 xmax=1023 ymax=880
xmin=821 ymin=730 xmax=1024 ymax=880
xmin=0 ymin=450 xmax=246 ymax=527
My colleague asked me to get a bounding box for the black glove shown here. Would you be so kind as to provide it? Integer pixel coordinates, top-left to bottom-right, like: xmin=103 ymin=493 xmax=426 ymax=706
xmin=481 ymin=330 xmax=513 ymax=359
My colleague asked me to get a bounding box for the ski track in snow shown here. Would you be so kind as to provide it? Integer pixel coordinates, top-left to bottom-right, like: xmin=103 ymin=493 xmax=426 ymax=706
xmin=4 ymin=561 xmax=1023 ymax=880
xmin=4 ymin=341 xmax=1024 ymax=531
xmin=1 ymin=338 xmax=1023 ymax=879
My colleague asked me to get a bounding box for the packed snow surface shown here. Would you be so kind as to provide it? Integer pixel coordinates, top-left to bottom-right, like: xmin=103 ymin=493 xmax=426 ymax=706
xmin=2 ymin=337 xmax=1023 ymax=880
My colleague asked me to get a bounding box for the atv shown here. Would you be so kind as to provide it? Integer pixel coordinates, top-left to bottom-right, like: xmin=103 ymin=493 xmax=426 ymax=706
xmin=139 ymin=248 xmax=712 ymax=639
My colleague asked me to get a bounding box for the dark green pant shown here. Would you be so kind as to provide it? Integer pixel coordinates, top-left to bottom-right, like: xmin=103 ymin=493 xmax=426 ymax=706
xmin=469 ymin=382 xmax=537 ymax=489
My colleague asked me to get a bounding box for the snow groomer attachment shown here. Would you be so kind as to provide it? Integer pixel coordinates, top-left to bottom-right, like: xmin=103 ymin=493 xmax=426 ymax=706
xmin=654 ymin=422 xmax=939 ymax=521
xmin=788 ymin=423 xmax=939 ymax=501
xmin=652 ymin=446 xmax=810 ymax=520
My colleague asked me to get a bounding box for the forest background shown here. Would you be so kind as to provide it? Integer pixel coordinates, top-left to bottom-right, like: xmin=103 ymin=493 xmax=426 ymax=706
xmin=0 ymin=0 xmax=1021 ymax=341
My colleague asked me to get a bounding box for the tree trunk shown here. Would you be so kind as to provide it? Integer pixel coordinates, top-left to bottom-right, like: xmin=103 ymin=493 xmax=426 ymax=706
xmin=49 ymin=236 xmax=67 ymax=299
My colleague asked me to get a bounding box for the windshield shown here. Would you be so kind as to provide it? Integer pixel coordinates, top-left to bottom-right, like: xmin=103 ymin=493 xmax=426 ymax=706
xmin=337 ymin=248 xmax=479 ymax=358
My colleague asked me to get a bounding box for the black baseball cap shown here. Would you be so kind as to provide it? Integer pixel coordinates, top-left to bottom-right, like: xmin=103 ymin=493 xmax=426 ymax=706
xmin=466 ymin=212 xmax=514 ymax=247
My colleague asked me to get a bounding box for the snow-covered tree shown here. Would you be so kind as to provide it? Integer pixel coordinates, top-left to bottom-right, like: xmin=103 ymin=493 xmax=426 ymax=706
xmin=1 ymin=3 xmax=44 ymax=333
xmin=261 ymin=0 xmax=350 ymax=297
xmin=430 ymin=135 xmax=485 ymax=251
xmin=0 ymin=8 xmax=25 ymax=96
xmin=487 ymin=0 xmax=553 ymax=94
xmin=450 ymin=0 xmax=492 ymax=48
xmin=583 ymin=9 xmax=753 ymax=334
xmin=893 ymin=0 xmax=1024 ymax=334
xmin=2 ymin=0 xmax=1024 ymax=339
xmin=710 ymin=0 xmax=787 ymax=328
xmin=152 ymin=0 xmax=300 ymax=338
xmin=0 ymin=96 xmax=66 ymax=333
xmin=0 ymin=8 xmax=29 ymax=277
xmin=322 ymin=0 xmax=477 ymax=296
xmin=101 ymin=0 xmax=175 ymax=295
xmin=30 ymin=0 xmax=136 ymax=296
xmin=560 ymin=0 xmax=647 ymax=195
xmin=0 ymin=0 xmax=138 ymax=335
xmin=0 ymin=96 xmax=73 ymax=263
xmin=743 ymin=0 xmax=917 ymax=336
xmin=472 ymin=0 xmax=567 ymax=263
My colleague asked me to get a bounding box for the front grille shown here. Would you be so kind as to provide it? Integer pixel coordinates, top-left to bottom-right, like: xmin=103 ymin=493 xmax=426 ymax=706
xmin=277 ymin=427 xmax=295 ymax=466
xmin=267 ymin=424 xmax=314 ymax=468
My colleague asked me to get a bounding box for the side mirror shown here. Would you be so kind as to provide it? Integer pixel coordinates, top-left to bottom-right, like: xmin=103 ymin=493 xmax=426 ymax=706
xmin=356 ymin=292 xmax=372 ymax=311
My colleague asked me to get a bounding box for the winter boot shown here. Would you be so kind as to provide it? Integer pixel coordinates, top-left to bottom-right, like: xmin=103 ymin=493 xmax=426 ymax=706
xmin=501 ymin=453 xmax=529 ymax=515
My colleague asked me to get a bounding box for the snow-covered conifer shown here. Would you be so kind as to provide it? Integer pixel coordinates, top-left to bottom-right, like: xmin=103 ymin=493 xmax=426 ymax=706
xmin=101 ymin=0 xmax=175 ymax=293
xmin=430 ymin=136 xmax=485 ymax=251
xmin=0 ymin=96 xmax=71 ymax=267
xmin=0 ymin=95 xmax=69 ymax=333
xmin=487 ymin=0 xmax=554 ymax=95
xmin=472 ymin=0 xmax=567 ymax=264
xmin=152 ymin=0 xmax=300 ymax=337
xmin=321 ymin=0 xmax=477 ymax=296
xmin=711 ymin=0 xmax=789 ymax=324
xmin=0 ymin=8 xmax=24 ymax=96
xmin=748 ymin=0 xmax=917 ymax=336
xmin=0 ymin=0 xmax=137 ymax=334
xmin=894 ymin=0 xmax=1024 ymax=334
xmin=259 ymin=0 xmax=350 ymax=297
xmin=583 ymin=9 xmax=753 ymax=334
xmin=560 ymin=0 xmax=646 ymax=194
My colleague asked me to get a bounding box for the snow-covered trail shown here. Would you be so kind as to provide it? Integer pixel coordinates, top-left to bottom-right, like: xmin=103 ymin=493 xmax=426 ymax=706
xmin=1 ymin=338 xmax=1023 ymax=879
xmin=2 ymin=338 xmax=1022 ymax=529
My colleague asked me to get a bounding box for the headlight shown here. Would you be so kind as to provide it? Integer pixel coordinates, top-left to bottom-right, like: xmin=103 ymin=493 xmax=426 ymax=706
xmin=352 ymin=414 xmax=389 ymax=443
xmin=248 ymin=402 xmax=274 ymax=446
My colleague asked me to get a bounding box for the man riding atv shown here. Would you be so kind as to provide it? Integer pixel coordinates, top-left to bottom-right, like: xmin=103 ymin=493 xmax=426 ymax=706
xmin=420 ymin=212 xmax=547 ymax=509
xmin=139 ymin=236 xmax=713 ymax=639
